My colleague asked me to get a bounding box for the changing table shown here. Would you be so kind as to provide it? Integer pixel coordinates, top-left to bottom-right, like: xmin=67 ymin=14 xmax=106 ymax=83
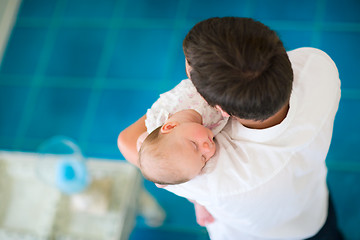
xmin=0 ymin=151 xmax=164 ymax=240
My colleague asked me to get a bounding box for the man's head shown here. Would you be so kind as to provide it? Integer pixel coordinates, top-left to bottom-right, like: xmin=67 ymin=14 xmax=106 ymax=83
xmin=139 ymin=116 xmax=216 ymax=185
xmin=183 ymin=17 xmax=293 ymax=121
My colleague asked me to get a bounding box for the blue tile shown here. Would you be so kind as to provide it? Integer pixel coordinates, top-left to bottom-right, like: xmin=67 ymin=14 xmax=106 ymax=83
xmin=107 ymin=28 xmax=174 ymax=81
xmin=45 ymin=27 xmax=107 ymax=78
xmin=0 ymin=27 xmax=48 ymax=75
xmin=167 ymin=48 xmax=187 ymax=85
xmin=166 ymin=29 xmax=188 ymax=85
xmin=252 ymin=0 xmax=316 ymax=21
xmin=18 ymin=0 xmax=57 ymax=19
xmin=319 ymin=31 xmax=360 ymax=89
xmin=186 ymin=0 xmax=247 ymax=20
xmin=0 ymin=86 xmax=29 ymax=137
xmin=328 ymin=99 xmax=360 ymax=163
xmin=25 ymin=87 xmax=91 ymax=140
xmin=62 ymin=0 xmax=117 ymax=19
xmin=84 ymin=142 xmax=122 ymax=159
xmin=328 ymin=171 xmax=360 ymax=240
xmin=123 ymin=0 xmax=180 ymax=19
xmin=143 ymin=181 xmax=202 ymax=228
xmin=324 ymin=0 xmax=360 ymax=22
xmin=129 ymin=227 xmax=209 ymax=240
xmin=1 ymin=0 xmax=360 ymax=239
xmin=87 ymin=88 xmax=160 ymax=145
xmin=0 ymin=137 xmax=16 ymax=151
xmin=277 ymin=30 xmax=314 ymax=51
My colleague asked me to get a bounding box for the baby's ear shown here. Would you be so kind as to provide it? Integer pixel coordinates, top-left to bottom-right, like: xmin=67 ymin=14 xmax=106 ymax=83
xmin=160 ymin=122 xmax=178 ymax=133
xmin=155 ymin=183 xmax=167 ymax=188
xmin=215 ymin=105 xmax=230 ymax=117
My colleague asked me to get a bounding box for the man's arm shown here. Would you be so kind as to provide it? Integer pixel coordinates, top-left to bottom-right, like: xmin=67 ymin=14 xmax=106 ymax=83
xmin=117 ymin=114 xmax=147 ymax=167
xmin=194 ymin=201 xmax=215 ymax=226
xmin=188 ymin=199 xmax=215 ymax=226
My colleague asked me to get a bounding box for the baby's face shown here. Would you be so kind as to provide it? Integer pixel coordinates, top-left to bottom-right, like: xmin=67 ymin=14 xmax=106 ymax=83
xmin=169 ymin=122 xmax=216 ymax=181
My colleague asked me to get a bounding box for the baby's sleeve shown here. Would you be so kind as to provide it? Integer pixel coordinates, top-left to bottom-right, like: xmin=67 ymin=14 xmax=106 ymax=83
xmin=145 ymin=79 xmax=228 ymax=135
xmin=145 ymin=79 xmax=190 ymax=133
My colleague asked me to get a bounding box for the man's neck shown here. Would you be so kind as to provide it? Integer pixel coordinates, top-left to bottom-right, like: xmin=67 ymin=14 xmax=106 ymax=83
xmin=235 ymin=103 xmax=290 ymax=129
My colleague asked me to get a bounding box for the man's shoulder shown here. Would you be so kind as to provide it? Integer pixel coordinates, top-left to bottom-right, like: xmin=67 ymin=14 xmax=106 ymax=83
xmin=288 ymin=47 xmax=338 ymax=71
xmin=289 ymin=47 xmax=340 ymax=99
xmin=287 ymin=47 xmax=329 ymax=57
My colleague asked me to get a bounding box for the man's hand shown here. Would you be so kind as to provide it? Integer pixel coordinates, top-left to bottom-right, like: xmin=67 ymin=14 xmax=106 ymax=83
xmin=194 ymin=202 xmax=215 ymax=226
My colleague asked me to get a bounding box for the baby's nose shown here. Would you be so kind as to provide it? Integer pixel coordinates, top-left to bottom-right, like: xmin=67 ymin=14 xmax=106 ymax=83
xmin=202 ymin=142 xmax=211 ymax=152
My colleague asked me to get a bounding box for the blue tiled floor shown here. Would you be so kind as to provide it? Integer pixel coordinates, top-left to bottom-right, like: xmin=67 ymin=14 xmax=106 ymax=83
xmin=0 ymin=0 xmax=359 ymax=239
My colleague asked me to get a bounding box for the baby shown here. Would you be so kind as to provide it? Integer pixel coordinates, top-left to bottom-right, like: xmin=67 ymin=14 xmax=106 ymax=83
xmin=137 ymin=79 xmax=228 ymax=185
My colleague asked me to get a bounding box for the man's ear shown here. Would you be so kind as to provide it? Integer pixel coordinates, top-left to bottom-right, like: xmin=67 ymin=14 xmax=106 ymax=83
xmin=155 ymin=183 xmax=167 ymax=188
xmin=215 ymin=105 xmax=230 ymax=117
xmin=185 ymin=59 xmax=192 ymax=79
xmin=160 ymin=122 xmax=178 ymax=133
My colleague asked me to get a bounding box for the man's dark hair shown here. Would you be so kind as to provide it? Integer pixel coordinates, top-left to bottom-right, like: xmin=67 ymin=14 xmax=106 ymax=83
xmin=183 ymin=17 xmax=293 ymax=121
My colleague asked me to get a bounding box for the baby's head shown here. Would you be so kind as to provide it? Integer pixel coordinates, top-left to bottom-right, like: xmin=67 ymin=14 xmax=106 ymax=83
xmin=139 ymin=118 xmax=216 ymax=185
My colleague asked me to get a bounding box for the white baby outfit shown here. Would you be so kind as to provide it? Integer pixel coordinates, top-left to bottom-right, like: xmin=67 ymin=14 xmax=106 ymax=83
xmin=145 ymin=79 xmax=228 ymax=135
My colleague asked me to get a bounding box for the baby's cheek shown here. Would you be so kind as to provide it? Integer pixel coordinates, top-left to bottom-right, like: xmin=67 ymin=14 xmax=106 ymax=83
xmin=212 ymin=146 xmax=217 ymax=156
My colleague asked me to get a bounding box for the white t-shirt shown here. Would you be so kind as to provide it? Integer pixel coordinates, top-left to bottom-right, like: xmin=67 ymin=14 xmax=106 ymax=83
xmin=164 ymin=48 xmax=341 ymax=240
xmin=145 ymin=79 xmax=228 ymax=135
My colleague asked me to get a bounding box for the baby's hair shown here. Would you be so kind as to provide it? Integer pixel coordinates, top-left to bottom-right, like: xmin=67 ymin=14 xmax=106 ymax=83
xmin=138 ymin=126 xmax=190 ymax=185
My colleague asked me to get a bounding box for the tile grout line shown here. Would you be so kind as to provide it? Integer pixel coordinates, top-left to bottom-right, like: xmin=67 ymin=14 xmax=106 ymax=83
xmin=311 ymin=0 xmax=327 ymax=48
xmin=341 ymin=89 xmax=360 ymax=100
xmin=0 ymin=73 xmax=192 ymax=90
xmin=13 ymin=0 xmax=68 ymax=149
xmin=161 ymin=0 xmax=192 ymax=90
xmin=77 ymin=0 xmax=129 ymax=152
xmin=1 ymin=73 xmax=360 ymax=99
xmin=327 ymin=160 xmax=360 ymax=173
xmin=15 ymin=14 xmax=360 ymax=32
xmin=7 ymin=135 xmax=360 ymax=174
xmin=243 ymin=0 xmax=255 ymax=18
xmin=3 ymin=0 xmax=359 ymax=155
xmin=6 ymin=131 xmax=360 ymax=172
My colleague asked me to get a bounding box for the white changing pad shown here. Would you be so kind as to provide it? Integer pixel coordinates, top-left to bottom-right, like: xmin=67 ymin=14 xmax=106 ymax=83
xmin=0 ymin=151 xmax=142 ymax=240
